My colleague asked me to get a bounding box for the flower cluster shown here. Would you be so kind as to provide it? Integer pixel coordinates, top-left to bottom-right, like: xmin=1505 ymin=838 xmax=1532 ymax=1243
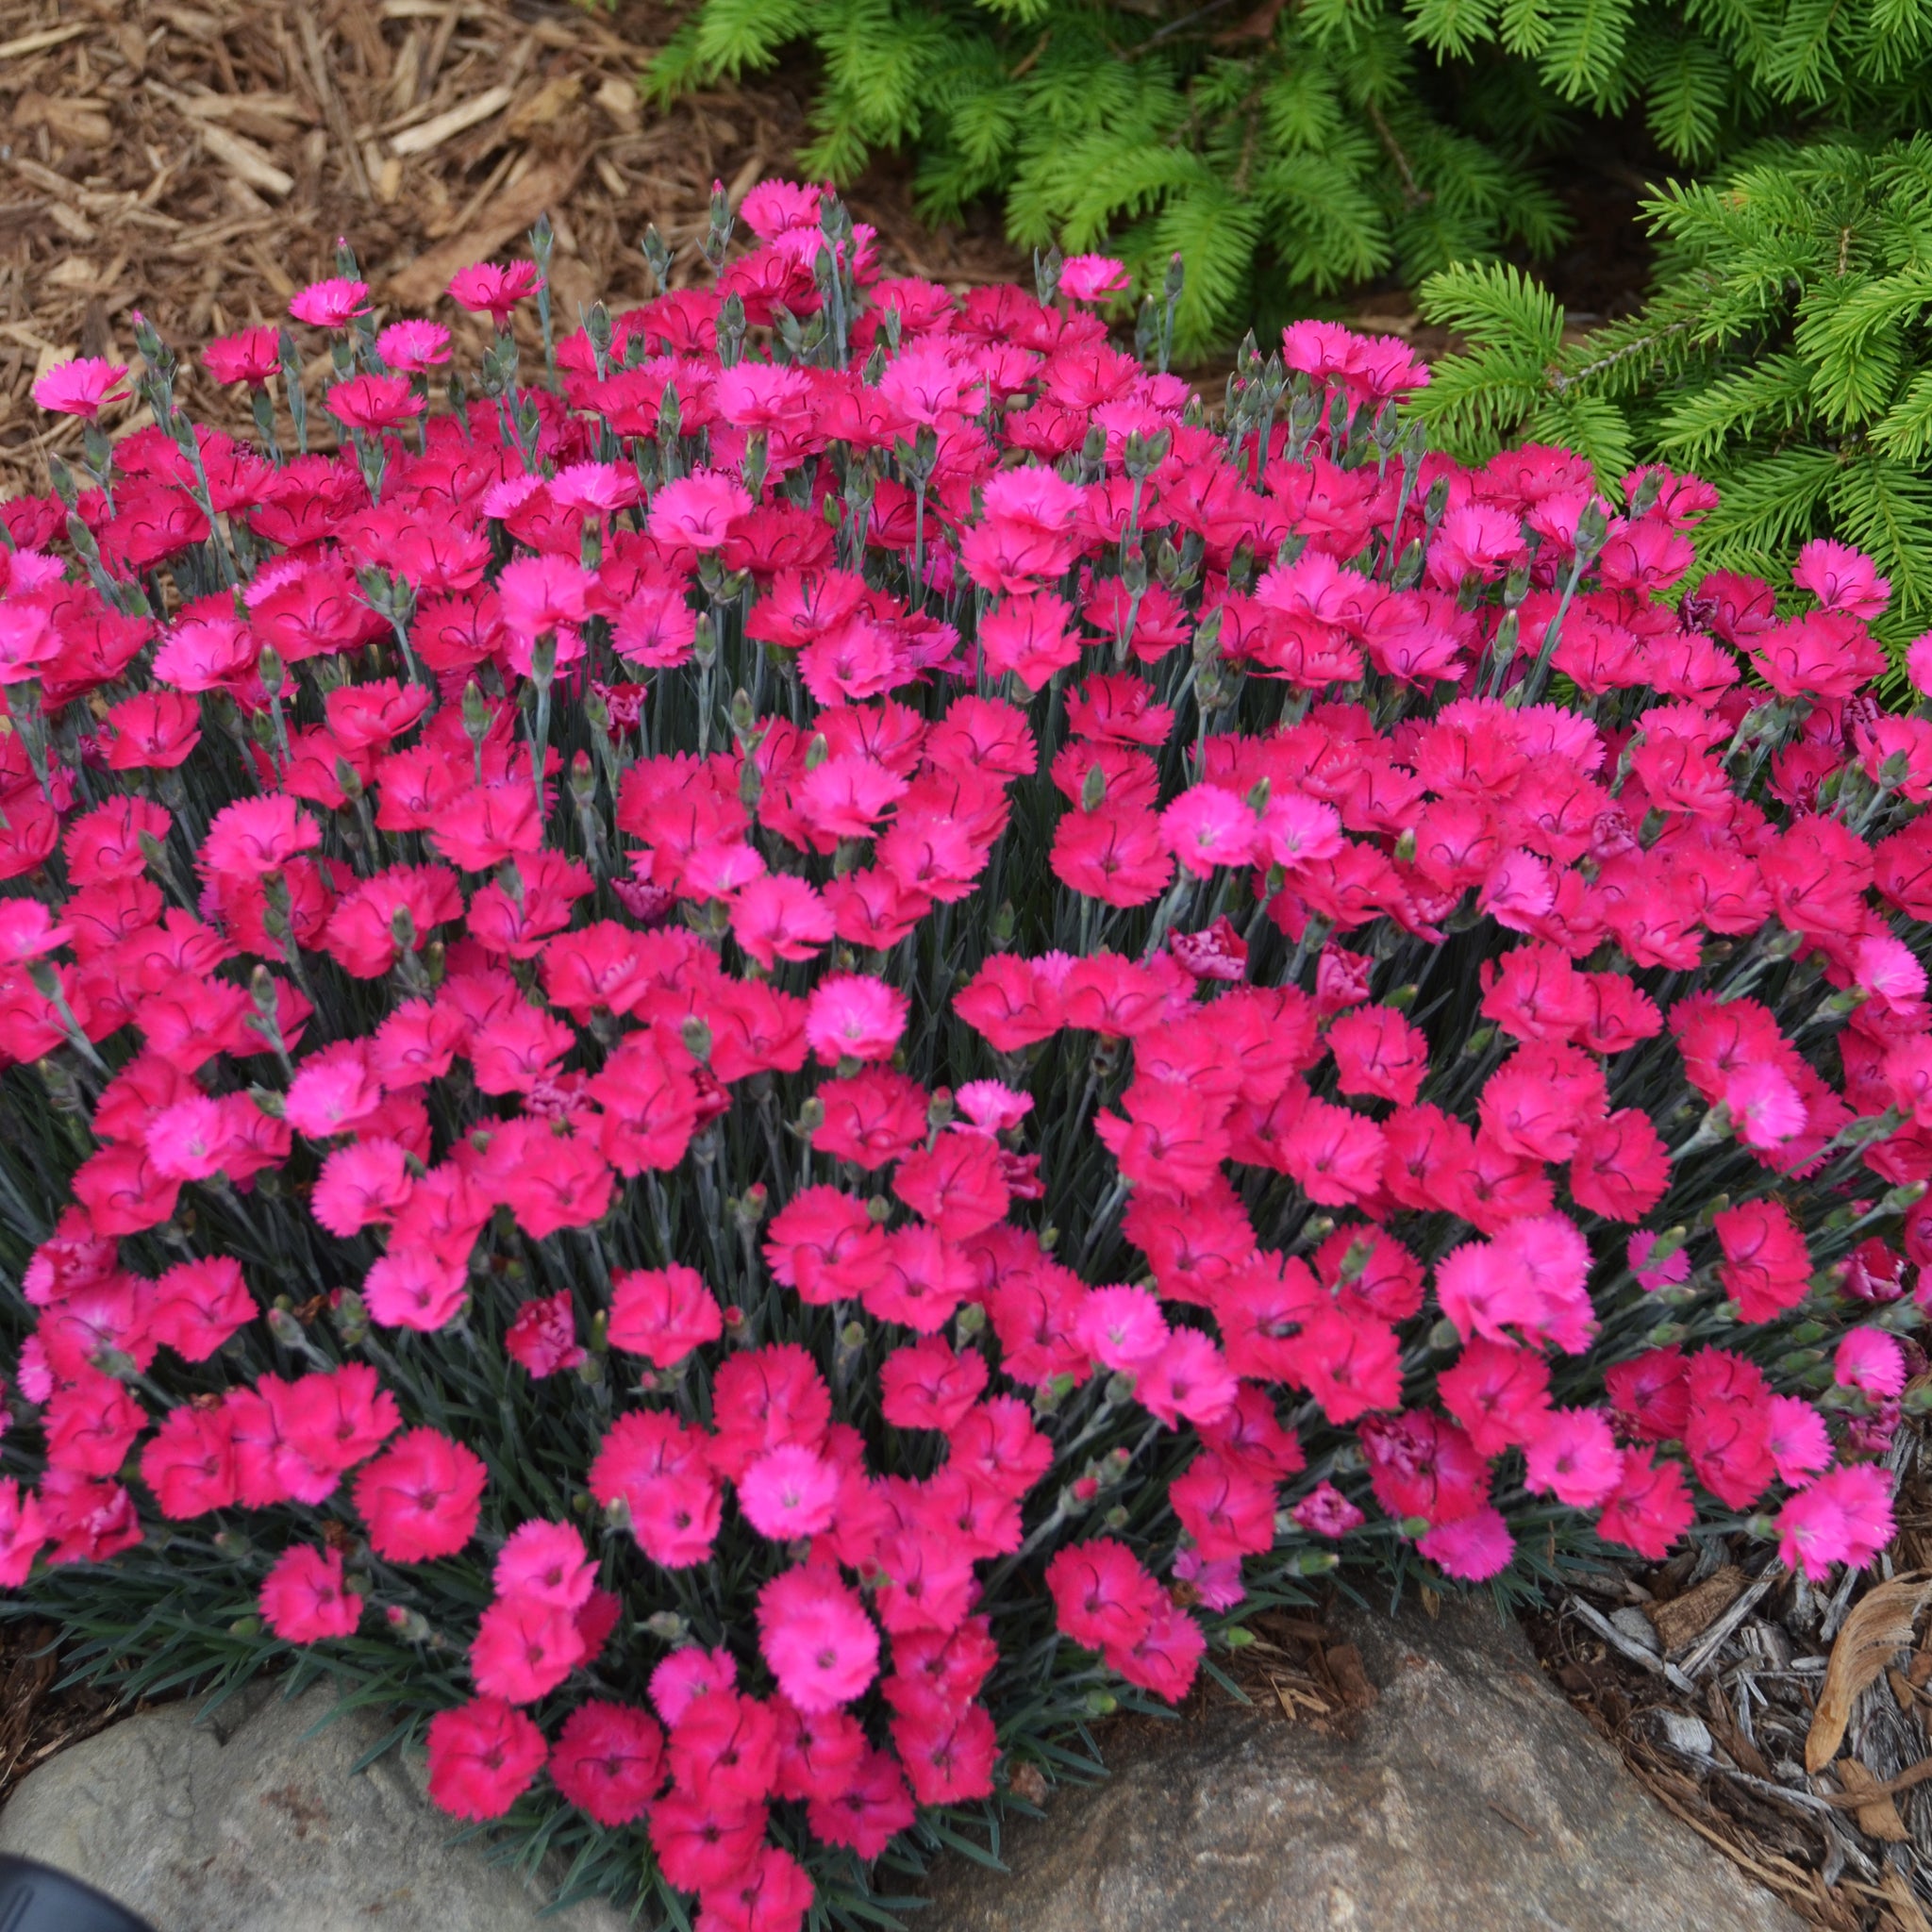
xmin=1 ymin=178 xmax=1927 ymax=1926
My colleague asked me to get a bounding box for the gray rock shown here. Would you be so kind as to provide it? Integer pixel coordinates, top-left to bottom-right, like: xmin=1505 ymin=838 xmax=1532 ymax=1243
xmin=922 ymin=1594 xmax=1808 ymax=1932
xmin=0 ymin=1679 xmax=625 ymax=1932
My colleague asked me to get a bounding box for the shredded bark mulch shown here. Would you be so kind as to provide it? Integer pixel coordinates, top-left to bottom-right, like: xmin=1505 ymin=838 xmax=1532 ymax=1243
xmin=0 ymin=1620 xmax=117 ymax=1809
xmin=1524 ymin=1457 xmax=1932 ymax=1932
xmin=0 ymin=0 xmax=1023 ymax=494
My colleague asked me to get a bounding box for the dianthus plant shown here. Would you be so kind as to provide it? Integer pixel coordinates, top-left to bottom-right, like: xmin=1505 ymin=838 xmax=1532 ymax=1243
xmin=0 ymin=180 xmax=1928 ymax=1929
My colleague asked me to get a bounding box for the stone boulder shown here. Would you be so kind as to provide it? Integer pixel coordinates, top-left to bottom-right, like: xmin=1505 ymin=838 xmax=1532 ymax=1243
xmin=0 ymin=1679 xmax=625 ymax=1932
xmin=920 ymin=1594 xmax=1807 ymax=1932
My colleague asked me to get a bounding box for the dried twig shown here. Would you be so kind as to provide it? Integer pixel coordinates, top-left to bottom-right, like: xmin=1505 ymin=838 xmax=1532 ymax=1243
xmin=1678 ymin=1565 xmax=1784 ymax=1679
xmin=1567 ymin=1594 xmax=1695 ymax=1694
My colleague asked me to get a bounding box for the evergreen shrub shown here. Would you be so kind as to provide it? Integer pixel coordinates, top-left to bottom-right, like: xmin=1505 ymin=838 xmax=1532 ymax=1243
xmin=652 ymin=0 xmax=1932 ymax=353
xmin=1414 ymin=135 xmax=1932 ymax=658
xmin=0 ymin=186 xmax=1926 ymax=1927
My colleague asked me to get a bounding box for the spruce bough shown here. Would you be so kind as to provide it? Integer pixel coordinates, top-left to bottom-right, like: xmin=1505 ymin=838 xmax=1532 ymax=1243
xmin=654 ymin=0 xmax=1932 ymax=355
xmin=1413 ymin=135 xmax=1932 ymax=660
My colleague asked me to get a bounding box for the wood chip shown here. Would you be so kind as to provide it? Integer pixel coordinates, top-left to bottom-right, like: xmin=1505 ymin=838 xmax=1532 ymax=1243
xmin=593 ymin=74 xmax=640 ymax=128
xmin=1645 ymin=1566 xmax=1744 ymax=1655
xmin=387 ymin=152 xmax=581 ymax=306
xmin=1269 ymin=1674 xmax=1331 ymax=1723
xmin=0 ymin=21 xmax=88 ymax=60
xmin=1837 ymin=1757 xmax=1911 ymax=1841
xmin=505 ymin=72 xmax=582 ymax=140
xmin=1881 ymin=1867 xmax=1932 ymax=1932
xmin=197 ymin=125 xmax=294 ymax=199
xmin=295 ymin=8 xmax=373 ymax=201
xmin=152 ymin=4 xmax=221 ymax=36
xmin=1323 ymin=1641 xmax=1378 ymax=1712
xmin=390 ymin=84 xmax=512 ymax=157
xmin=1889 ymin=1665 xmax=1919 ymax=1713
xmin=1807 ymin=1571 xmax=1932 ymax=1772
xmin=12 ymin=93 xmax=113 ymax=148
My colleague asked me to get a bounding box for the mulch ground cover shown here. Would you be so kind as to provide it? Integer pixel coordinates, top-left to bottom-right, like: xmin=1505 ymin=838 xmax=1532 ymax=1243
xmin=0 ymin=0 xmax=1023 ymax=494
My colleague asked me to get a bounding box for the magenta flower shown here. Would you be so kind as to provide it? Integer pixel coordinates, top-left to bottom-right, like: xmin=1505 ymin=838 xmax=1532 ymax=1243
xmin=757 ymin=1564 xmax=880 ymax=1712
xmin=1058 ymin=254 xmax=1130 ymax=303
xmin=737 ymin=1443 xmax=841 ymax=1540
xmin=325 ymin=373 xmax=423 ymax=432
xmin=288 ymin=276 xmax=371 ymax=330
xmin=1777 ymin=1465 xmax=1896 ymax=1580
xmin=375 ymin=318 xmax=452 ymax=372
xmin=202 ymin=327 xmax=281 ymax=388
xmin=447 ymin=259 xmax=544 ymax=329
xmin=1835 ymin=1327 xmax=1907 ymax=1397
xmin=1523 ymin=1407 xmax=1624 ymax=1507
xmin=258 ymin=1544 xmax=362 ymax=1641
xmin=32 ymin=358 xmax=130 ymax=418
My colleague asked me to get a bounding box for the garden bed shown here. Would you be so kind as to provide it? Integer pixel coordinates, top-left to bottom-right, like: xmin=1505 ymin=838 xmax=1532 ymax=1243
xmin=0 ymin=8 xmax=1924 ymax=1924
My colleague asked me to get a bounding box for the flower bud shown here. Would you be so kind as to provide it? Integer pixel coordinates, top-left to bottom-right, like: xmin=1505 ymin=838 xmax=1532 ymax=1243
xmin=1032 ymin=1372 xmax=1075 ymax=1417
xmin=386 ymin=1605 xmax=434 ymax=1643
xmin=570 ymin=749 xmax=596 ymax=805
xmin=266 ymin=1304 xmax=307 ymax=1351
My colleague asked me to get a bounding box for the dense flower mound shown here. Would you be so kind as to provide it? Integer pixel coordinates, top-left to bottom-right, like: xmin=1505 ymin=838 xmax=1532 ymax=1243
xmin=1 ymin=180 xmax=1929 ymax=1925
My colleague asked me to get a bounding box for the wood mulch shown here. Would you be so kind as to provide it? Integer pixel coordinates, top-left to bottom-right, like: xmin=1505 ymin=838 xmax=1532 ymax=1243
xmin=0 ymin=1619 xmax=117 ymax=1809
xmin=1523 ymin=1459 xmax=1932 ymax=1932
xmin=0 ymin=0 xmax=1022 ymax=494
